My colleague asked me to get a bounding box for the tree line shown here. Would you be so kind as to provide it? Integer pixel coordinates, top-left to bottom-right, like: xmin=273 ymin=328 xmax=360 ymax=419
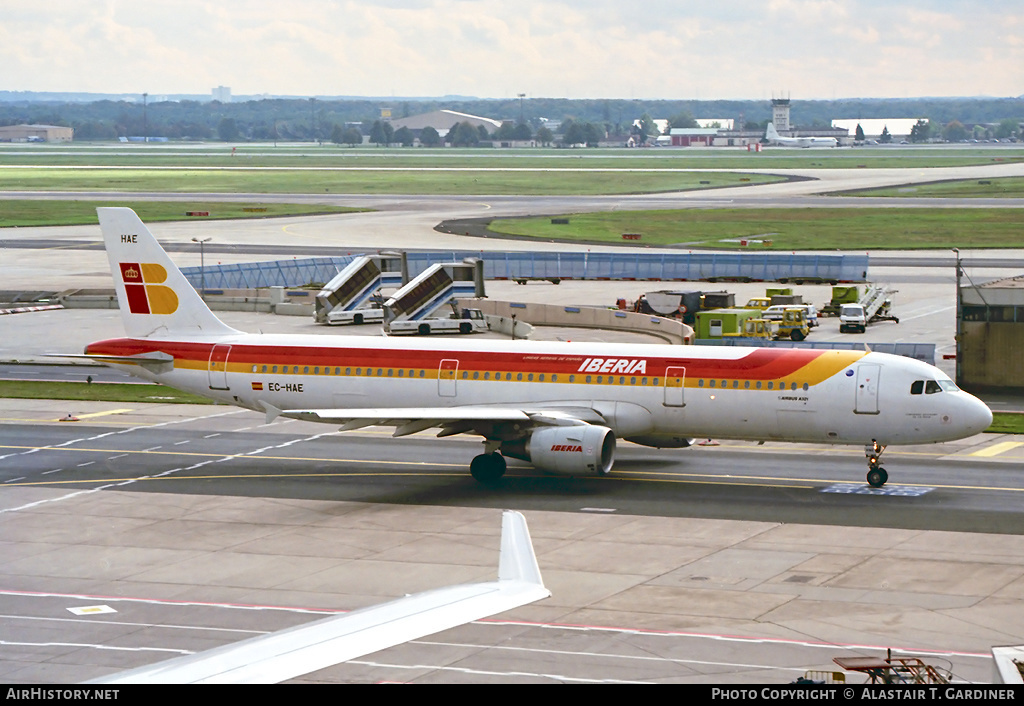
xmin=0 ymin=95 xmax=1020 ymax=143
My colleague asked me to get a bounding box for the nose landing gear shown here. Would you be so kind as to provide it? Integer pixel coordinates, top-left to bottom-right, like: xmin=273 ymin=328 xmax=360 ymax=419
xmin=865 ymin=440 xmax=888 ymax=488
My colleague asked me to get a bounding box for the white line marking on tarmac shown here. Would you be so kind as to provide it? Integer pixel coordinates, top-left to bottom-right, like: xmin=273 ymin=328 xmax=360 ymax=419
xmin=0 ymin=640 xmax=192 ymax=656
xmin=0 ymin=410 xmax=246 ymax=514
xmin=346 ymin=659 xmax=649 ymax=683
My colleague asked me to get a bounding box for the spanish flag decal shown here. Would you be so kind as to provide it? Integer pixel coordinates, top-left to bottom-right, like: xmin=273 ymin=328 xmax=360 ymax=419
xmin=119 ymin=262 xmax=179 ymax=314
xmin=251 ymin=382 xmax=264 ymax=391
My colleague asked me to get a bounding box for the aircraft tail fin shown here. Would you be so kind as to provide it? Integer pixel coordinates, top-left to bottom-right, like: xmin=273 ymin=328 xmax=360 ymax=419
xmin=96 ymin=208 xmax=239 ymax=339
xmin=765 ymin=122 xmax=779 ymax=141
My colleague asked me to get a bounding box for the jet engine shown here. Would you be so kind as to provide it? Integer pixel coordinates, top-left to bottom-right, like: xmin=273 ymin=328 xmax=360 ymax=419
xmin=501 ymin=425 xmax=615 ymax=476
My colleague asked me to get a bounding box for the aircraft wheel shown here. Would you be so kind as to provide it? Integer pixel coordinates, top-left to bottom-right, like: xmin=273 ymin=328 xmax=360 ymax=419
xmin=866 ymin=467 xmax=888 ymax=488
xmin=470 ymin=453 xmax=506 ymax=484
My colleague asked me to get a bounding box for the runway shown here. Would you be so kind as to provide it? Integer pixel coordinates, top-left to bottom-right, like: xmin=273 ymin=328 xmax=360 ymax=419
xmin=1 ymin=156 xmax=1023 ymax=683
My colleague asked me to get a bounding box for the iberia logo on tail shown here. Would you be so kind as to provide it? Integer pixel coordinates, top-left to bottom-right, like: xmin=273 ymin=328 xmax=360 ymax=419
xmin=119 ymin=262 xmax=179 ymax=314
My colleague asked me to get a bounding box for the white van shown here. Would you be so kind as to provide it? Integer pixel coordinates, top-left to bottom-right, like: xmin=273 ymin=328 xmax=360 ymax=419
xmin=762 ymin=304 xmax=819 ymax=328
xmin=839 ymin=304 xmax=867 ymax=333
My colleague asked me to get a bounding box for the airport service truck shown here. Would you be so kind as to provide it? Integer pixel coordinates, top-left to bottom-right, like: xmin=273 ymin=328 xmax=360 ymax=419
xmin=838 ymin=286 xmax=899 ymax=333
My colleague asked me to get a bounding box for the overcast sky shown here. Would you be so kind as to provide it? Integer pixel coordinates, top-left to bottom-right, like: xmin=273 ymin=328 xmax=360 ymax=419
xmin=2 ymin=1 xmax=1020 ymax=100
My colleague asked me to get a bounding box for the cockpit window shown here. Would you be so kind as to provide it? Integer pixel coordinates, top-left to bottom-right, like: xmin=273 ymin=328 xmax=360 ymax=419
xmin=912 ymin=379 xmax=958 ymax=395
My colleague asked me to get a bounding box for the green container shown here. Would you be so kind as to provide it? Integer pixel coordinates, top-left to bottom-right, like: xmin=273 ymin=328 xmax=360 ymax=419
xmin=695 ymin=308 xmax=762 ymax=339
xmin=830 ymin=286 xmax=860 ymax=304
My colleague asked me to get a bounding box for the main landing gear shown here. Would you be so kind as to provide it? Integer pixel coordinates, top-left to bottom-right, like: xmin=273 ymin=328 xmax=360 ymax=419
xmin=865 ymin=440 xmax=888 ymax=488
xmin=470 ymin=451 xmax=506 ymax=484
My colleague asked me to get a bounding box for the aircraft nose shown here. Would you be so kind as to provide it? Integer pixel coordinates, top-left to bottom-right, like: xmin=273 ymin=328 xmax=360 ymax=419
xmin=964 ymin=394 xmax=994 ymax=435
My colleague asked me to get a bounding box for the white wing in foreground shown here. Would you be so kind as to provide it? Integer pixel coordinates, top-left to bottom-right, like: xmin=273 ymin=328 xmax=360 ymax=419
xmin=88 ymin=510 xmax=548 ymax=684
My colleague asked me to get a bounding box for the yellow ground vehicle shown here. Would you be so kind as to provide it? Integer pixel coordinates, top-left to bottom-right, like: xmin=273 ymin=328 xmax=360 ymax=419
xmin=776 ymin=308 xmax=810 ymax=341
xmin=742 ymin=297 xmax=772 ymax=311
xmin=737 ymin=318 xmax=773 ymax=339
xmin=732 ymin=309 xmax=809 ymax=341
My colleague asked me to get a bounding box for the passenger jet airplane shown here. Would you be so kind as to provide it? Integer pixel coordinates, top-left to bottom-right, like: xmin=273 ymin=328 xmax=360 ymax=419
xmin=764 ymin=122 xmax=839 ymax=148
xmin=81 ymin=208 xmax=991 ymax=488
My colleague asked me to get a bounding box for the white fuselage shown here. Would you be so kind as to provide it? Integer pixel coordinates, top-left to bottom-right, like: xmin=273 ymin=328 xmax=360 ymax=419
xmin=86 ymin=333 xmax=993 ymax=448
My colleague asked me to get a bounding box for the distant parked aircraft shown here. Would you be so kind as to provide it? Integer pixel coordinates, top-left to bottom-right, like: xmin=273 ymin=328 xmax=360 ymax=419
xmin=765 ymin=122 xmax=838 ymax=148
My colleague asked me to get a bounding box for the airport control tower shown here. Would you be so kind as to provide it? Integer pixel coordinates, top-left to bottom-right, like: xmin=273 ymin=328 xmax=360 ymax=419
xmin=771 ymin=96 xmax=791 ymax=132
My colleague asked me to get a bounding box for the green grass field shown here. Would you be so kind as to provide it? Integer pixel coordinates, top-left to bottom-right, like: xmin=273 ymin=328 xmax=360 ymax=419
xmin=0 ymin=166 xmax=784 ymax=196
xmin=488 ymin=207 xmax=1024 ymax=249
xmin=986 ymin=412 xmax=1024 ymax=435
xmin=0 ymin=200 xmax=366 ymax=227
xmin=0 ymin=380 xmax=213 ymax=405
xmin=844 ymin=176 xmax=1024 ymax=198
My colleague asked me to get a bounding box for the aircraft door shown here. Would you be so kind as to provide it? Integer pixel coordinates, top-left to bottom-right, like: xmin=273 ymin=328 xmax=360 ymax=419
xmin=854 ymin=364 xmax=880 ymax=414
xmin=438 ymin=358 xmax=458 ymax=398
xmin=663 ymin=366 xmax=686 ymax=407
xmin=208 ymin=344 xmax=232 ymax=390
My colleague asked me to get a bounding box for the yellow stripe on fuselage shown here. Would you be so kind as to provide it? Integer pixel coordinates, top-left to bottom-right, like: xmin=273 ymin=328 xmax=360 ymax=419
xmin=787 ymin=350 xmax=868 ymax=386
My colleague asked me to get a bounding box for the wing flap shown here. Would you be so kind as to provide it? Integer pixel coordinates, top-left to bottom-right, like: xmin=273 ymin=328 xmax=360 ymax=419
xmin=274 ymin=405 xmax=606 ymax=438
xmin=287 ymin=406 xmax=532 ymax=426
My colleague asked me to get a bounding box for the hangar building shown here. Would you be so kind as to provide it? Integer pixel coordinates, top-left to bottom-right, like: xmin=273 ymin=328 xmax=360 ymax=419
xmin=0 ymin=124 xmax=74 ymax=143
xmin=959 ymin=275 xmax=1024 ymax=391
xmin=389 ymin=110 xmax=502 ymax=139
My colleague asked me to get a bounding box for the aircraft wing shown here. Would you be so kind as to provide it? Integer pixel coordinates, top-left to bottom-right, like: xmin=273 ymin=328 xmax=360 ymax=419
xmin=87 ymin=510 xmax=548 ymax=684
xmin=45 ymin=352 xmax=174 ymax=374
xmin=263 ymin=402 xmax=607 ymax=437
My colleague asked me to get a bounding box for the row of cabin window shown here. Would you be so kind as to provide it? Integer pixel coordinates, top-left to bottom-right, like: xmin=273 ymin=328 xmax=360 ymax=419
xmin=698 ymin=379 xmax=809 ymax=391
xmin=247 ymin=364 xmax=808 ymax=392
xmin=249 ymin=364 xmax=661 ymax=385
xmin=253 ymin=364 xmax=426 ymax=378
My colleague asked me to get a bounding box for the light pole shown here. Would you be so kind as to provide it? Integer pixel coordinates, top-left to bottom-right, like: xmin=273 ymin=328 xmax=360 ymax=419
xmin=192 ymin=236 xmax=211 ymax=299
xmin=953 ymin=248 xmax=961 ymax=386
xmin=518 ymin=93 xmax=526 ymax=124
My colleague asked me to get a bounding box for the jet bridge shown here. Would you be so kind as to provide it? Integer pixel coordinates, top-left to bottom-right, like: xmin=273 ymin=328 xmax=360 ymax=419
xmin=314 ymin=254 xmax=406 ymax=325
xmin=384 ymin=259 xmax=485 ymax=325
